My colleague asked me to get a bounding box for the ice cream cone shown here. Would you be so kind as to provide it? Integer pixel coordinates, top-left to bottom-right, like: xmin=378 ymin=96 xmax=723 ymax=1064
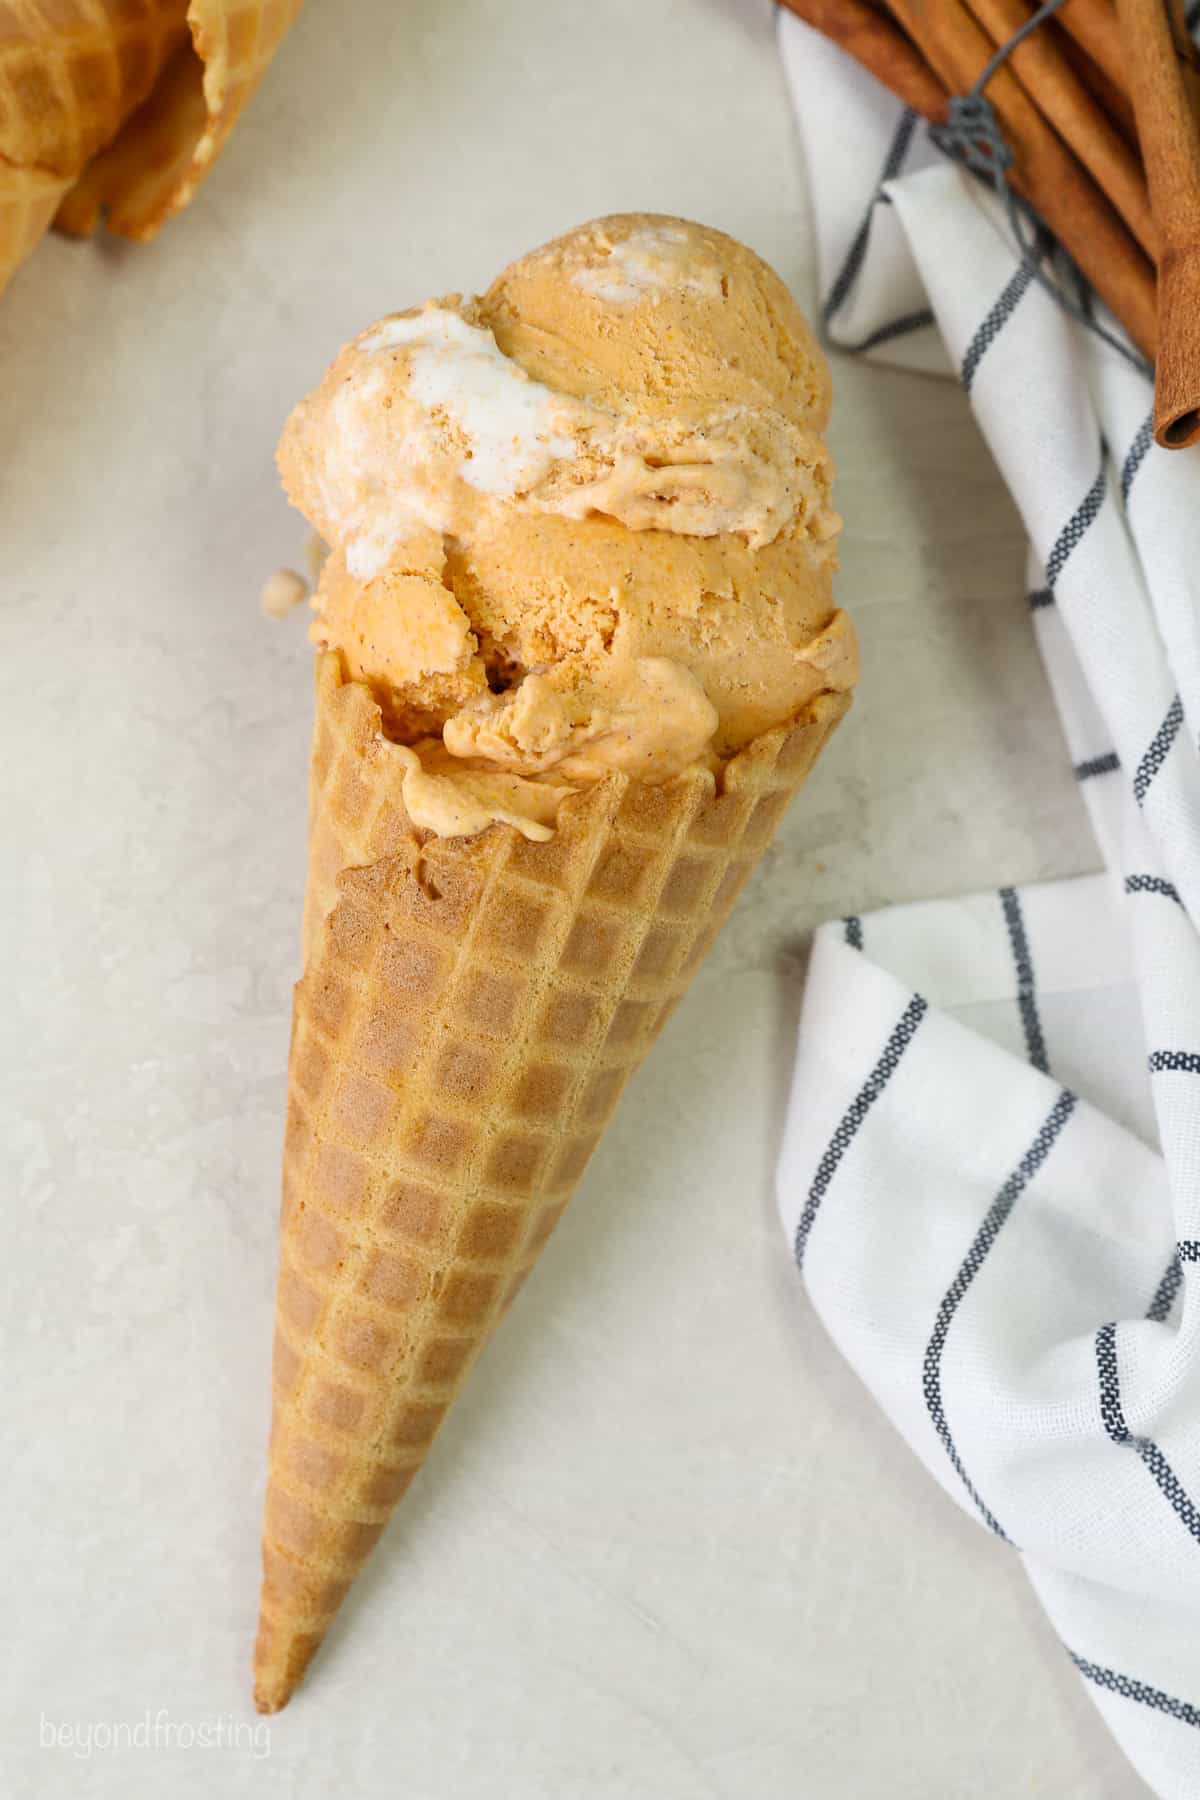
xmin=252 ymin=651 xmax=848 ymax=1712
xmin=0 ymin=0 xmax=300 ymax=295
xmin=0 ymin=0 xmax=188 ymax=292
xmin=55 ymin=0 xmax=303 ymax=241
xmin=254 ymin=211 xmax=854 ymax=1710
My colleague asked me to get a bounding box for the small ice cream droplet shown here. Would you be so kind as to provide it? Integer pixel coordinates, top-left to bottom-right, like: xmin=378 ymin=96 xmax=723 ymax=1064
xmin=261 ymin=568 xmax=309 ymax=619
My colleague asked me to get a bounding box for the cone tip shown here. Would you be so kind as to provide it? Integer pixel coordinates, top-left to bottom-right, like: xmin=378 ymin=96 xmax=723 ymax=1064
xmin=253 ymin=1685 xmax=290 ymax=1716
xmin=253 ymin=1654 xmax=297 ymax=1714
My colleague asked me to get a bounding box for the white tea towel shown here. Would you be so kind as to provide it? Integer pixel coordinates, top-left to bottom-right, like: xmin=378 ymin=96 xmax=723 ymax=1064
xmin=777 ymin=11 xmax=1200 ymax=1796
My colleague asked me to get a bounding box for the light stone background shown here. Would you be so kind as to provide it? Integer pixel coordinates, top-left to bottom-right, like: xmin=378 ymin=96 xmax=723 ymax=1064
xmin=1 ymin=0 xmax=1148 ymax=1794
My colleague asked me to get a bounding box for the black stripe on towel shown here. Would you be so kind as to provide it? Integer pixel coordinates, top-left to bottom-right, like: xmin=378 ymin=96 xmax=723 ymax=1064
xmin=793 ymin=996 xmax=928 ymax=1271
xmin=844 ymin=916 xmax=864 ymax=951
xmin=1146 ymin=1253 xmax=1184 ymax=1324
xmin=999 ymin=887 xmax=1049 ymax=1073
xmin=960 ymin=231 xmax=1051 ymax=394
xmin=1120 ymin=413 xmax=1155 ymax=503
xmin=1097 ymin=1322 xmax=1200 ymax=1546
xmin=1125 ymin=874 xmax=1183 ymax=906
xmin=829 ymin=308 xmax=936 ymax=356
xmin=1045 ymin=457 xmax=1108 ymax=591
xmin=1027 ymin=453 xmax=1107 ymax=613
xmin=1075 ymin=752 xmax=1121 ymax=781
xmin=1071 ymin=1654 xmax=1200 ymax=1730
xmin=823 ymin=110 xmax=919 ymax=330
xmin=1134 ymin=694 xmax=1184 ymax=807
xmin=1179 ymin=1241 xmax=1200 ymax=1262
xmin=922 ymin=1090 xmax=1077 ymax=1540
xmin=1149 ymin=1051 xmax=1200 ymax=1074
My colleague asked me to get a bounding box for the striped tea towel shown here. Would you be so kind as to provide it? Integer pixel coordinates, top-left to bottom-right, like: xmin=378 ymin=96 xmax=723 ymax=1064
xmin=777 ymin=11 xmax=1200 ymax=1797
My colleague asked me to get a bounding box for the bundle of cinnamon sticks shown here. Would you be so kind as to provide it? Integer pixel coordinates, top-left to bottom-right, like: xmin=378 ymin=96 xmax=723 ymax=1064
xmin=781 ymin=0 xmax=1200 ymax=448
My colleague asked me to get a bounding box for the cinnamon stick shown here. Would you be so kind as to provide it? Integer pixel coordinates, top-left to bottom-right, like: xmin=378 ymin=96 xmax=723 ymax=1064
xmin=1054 ymin=0 xmax=1128 ymax=96
xmin=886 ymin=0 xmax=1159 ymax=356
xmin=777 ymin=0 xmax=949 ymax=122
xmin=1167 ymin=0 xmax=1200 ymax=118
xmin=1167 ymin=0 xmax=1197 ymax=57
xmin=1117 ymin=0 xmax=1200 ymax=446
xmin=1056 ymin=0 xmax=1200 ymax=105
xmin=1055 ymin=27 xmax=1139 ymax=143
xmin=965 ymin=0 xmax=1159 ymax=258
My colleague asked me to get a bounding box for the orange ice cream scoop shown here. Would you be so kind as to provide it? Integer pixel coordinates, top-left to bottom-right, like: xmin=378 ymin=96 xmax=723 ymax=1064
xmin=277 ymin=213 xmax=856 ymax=837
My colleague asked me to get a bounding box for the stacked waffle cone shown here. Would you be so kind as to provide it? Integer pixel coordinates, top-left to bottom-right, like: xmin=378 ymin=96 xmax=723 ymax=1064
xmin=254 ymin=652 xmax=849 ymax=1713
xmin=0 ymin=0 xmax=300 ymax=295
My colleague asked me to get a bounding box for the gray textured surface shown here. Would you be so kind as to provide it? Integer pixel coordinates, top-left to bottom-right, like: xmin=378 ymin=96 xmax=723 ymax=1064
xmin=1 ymin=0 xmax=1143 ymax=1793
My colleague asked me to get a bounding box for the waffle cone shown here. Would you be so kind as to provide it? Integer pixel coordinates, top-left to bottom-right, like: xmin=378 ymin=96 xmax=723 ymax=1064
xmin=55 ymin=0 xmax=302 ymax=241
xmin=254 ymin=651 xmax=849 ymax=1712
xmin=0 ymin=0 xmax=299 ymax=295
xmin=0 ymin=0 xmax=188 ymax=292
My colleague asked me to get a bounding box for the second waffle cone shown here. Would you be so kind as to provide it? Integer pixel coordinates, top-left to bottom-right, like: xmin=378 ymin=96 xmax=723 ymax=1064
xmin=0 ymin=0 xmax=301 ymax=294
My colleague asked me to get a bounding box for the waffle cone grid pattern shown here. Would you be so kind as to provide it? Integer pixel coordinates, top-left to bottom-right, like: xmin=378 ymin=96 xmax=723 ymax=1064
xmin=254 ymin=653 xmax=847 ymax=1710
xmin=0 ymin=0 xmax=185 ymax=284
xmin=0 ymin=0 xmax=189 ymax=174
xmin=0 ymin=0 xmax=301 ymax=283
xmin=53 ymin=0 xmax=303 ymax=238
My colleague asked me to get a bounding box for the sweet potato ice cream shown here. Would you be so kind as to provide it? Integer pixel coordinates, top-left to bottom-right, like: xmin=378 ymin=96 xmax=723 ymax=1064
xmin=277 ymin=214 xmax=855 ymax=837
xmin=255 ymin=216 xmax=855 ymax=1714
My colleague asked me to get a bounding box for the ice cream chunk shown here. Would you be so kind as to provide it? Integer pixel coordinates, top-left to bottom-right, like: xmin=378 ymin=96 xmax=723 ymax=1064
xmin=322 ymin=308 xmax=582 ymax=577
xmin=383 ymin=743 xmax=573 ymax=843
xmin=260 ymin=567 xmax=308 ymax=618
xmin=442 ymin=659 xmax=720 ymax=783
xmin=277 ymin=214 xmax=855 ymax=838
